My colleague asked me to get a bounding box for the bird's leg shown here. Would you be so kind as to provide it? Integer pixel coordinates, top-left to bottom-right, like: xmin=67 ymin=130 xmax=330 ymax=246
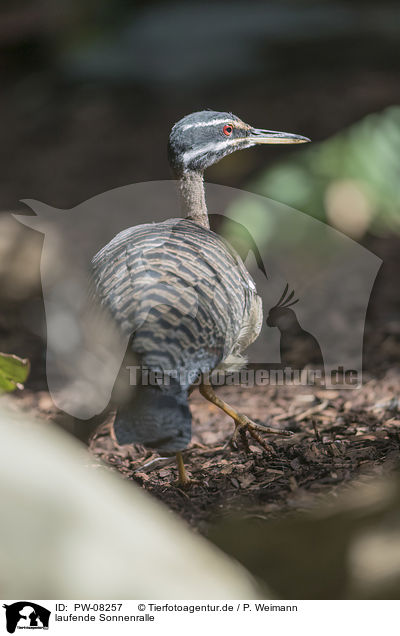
xmin=199 ymin=382 xmax=291 ymax=453
xmin=176 ymin=451 xmax=191 ymax=487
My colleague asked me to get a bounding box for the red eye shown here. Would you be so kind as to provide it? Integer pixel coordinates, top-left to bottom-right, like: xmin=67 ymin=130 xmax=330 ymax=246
xmin=223 ymin=124 xmax=233 ymax=136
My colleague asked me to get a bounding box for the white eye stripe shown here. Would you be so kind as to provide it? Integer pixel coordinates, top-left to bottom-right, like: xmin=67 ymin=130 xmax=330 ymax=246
xmin=181 ymin=119 xmax=233 ymax=131
xmin=182 ymin=140 xmax=231 ymax=164
xmin=181 ymin=138 xmax=249 ymax=165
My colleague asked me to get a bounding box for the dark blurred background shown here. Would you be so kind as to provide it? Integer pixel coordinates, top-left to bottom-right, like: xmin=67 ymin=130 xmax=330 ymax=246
xmin=1 ymin=2 xmax=400 ymax=600
xmin=0 ymin=0 xmax=399 ymax=380
xmin=1 ymin=0 xmax=400 ymax=206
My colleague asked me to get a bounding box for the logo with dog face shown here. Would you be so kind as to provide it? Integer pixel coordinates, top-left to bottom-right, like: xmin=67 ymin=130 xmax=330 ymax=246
xmin=2 ymin=602 xmax=50 ymax=633
xmin=13 ymin=181 xmax=381 ymax=416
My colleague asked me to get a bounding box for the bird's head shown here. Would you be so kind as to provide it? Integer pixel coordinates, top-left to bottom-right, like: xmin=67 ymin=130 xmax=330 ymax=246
xmin=266 ymin=306 xmax=298 ymax=329
xmin=168 ymin=110 xmax=310 ymax=175
xmin=266 ymin=284 xmax=299 ymax=329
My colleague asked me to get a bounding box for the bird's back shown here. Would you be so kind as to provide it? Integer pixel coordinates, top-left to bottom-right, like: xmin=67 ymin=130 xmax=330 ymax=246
xmin=91 ymin=218 xmax=261 ymax=387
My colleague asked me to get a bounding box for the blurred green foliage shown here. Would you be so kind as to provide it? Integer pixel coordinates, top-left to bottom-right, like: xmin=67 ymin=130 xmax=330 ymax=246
xmin=252 ymin=106 xmax=400 ymax=237
xmin=0 ymin=353 xmax=30 ymax=393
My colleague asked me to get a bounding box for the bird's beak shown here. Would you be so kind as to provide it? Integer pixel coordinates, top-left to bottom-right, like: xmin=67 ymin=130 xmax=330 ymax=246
xmin=247 ymin=127 xmax=311 ymax=145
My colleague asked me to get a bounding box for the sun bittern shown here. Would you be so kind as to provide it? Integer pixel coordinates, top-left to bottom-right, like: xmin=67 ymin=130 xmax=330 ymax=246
xmin=91 ymin=110 xmax=309 ymax=485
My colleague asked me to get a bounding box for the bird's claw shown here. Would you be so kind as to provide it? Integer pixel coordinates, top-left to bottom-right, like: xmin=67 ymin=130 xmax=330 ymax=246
xmin=228 ymin=414 xmax=292 ymax=454
xmin=175 ymin=475 xmax=198 ymax=489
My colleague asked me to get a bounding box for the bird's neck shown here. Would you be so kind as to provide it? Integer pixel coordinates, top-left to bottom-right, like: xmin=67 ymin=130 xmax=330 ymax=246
xmin=176 ymin=171 xmax=209 ymax=229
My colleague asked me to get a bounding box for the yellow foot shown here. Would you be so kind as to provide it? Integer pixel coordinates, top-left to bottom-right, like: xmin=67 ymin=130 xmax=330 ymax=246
xmin=175 ymin=475 xmax=193 ymax=489
xmin=199 ymin=380 xmax=292 ymax=454
xmin=175 ymin=451 xmax=199 ymax=488
xmin=174 ymin=473 xmax=201 ymax=489
xmin=229 ymin=414 xmax=293 ymax=454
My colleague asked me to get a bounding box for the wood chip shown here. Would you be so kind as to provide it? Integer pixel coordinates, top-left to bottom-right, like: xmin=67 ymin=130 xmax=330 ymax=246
xmin=295 ymin=400 xmax=329 ymax=422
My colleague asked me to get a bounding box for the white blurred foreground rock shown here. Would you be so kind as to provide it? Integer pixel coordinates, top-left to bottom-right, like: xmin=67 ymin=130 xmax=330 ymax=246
xmin=0 ymin=403 xmax=260 ymax=599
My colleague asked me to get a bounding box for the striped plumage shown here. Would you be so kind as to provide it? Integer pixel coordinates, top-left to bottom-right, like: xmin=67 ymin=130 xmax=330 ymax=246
xmin=91 ymin=110 xmax=309 ymax=479
xmin=92 ymin=217 xmax=262 ymax=451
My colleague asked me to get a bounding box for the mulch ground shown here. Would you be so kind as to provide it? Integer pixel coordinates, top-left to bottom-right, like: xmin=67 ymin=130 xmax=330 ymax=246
xmin=2 ymin=230 xmax=398 ymax=532
xmin=81 ymin=369 xmax=400 ymax=530
xmin=4 ymin=232 xmax=400 ymax=531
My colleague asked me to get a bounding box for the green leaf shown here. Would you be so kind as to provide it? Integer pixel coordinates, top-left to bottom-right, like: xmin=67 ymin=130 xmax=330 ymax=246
xmin=0 ymin=353 xmax=30 ymax=393
xmin=250 ymin=106 xmax=400 ymax=236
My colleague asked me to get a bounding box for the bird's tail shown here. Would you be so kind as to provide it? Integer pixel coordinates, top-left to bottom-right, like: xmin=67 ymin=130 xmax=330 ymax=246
xmin=114 ymin=380 xmax=191 ymax=453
